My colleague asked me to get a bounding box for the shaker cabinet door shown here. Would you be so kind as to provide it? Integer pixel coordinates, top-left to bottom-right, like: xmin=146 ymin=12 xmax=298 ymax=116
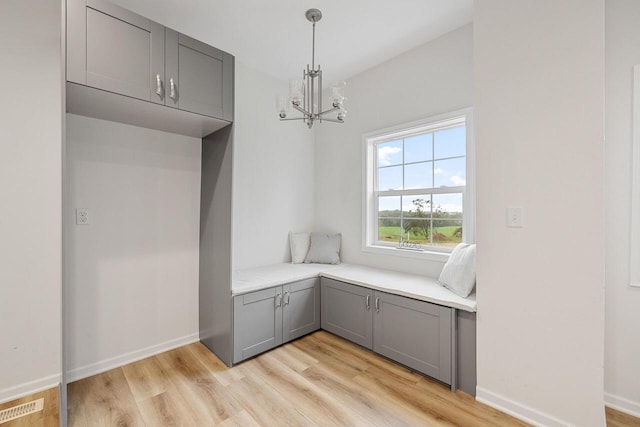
xmin=68 ymin=0 xmax=165 ymax=104
xmin=233 ymin=287 xmax=283 ymax=363
xmin=165 ymin=30 xmax=234 ymax=121
xmin=320 ymin=278 xmax=373 ymax=349
xmin=373 ymin=291 xmax=452 ymax=384
xmin=282 ymin=278 xmax=320 ymax=343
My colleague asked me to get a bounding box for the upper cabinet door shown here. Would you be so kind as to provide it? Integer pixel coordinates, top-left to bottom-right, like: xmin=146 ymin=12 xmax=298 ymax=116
xmin=67 ymin=0 xmax=165 ymax=105
xmin=165 ymin=29 xmax=234 ymax=121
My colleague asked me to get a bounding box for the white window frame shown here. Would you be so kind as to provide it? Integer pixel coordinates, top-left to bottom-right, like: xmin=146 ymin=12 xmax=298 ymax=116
xmin=362 ymin=108 xmax=475 ymax=262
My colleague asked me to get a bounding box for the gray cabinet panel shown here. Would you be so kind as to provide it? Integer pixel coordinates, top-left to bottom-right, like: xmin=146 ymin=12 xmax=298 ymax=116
xmin=71 ymin=0 xmax=165 ymax=103
xmin=283 ymin=278 xmax=320 ymax=343
xmin=373 ymin=291 xmax=452 ymax=384
xmin=233 ymin=287 xmax=283 ymax=363
xmin=321 ymin=278 xmax=373 ymax=349
xmin=456 ymin=310 xmax=476 ymax=396
xmin=165 ymin=30 xmax=234 ymax=121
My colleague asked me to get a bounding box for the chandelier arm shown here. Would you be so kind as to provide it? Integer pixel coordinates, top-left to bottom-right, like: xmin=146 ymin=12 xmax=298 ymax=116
xmin=279 ymin=117 xmax=306 ymax=121
xmin=292 ymin=103 xmax=312 ymax=116
xmin=320 ymin=117 xmax=345 ymax=123
xmin=317 ymin=106 xmax=340 ymax=116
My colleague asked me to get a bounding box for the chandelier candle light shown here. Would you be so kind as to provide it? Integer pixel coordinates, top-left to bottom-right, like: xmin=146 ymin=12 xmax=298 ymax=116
xmin=277 ymin=8 xmax=347 ymax=129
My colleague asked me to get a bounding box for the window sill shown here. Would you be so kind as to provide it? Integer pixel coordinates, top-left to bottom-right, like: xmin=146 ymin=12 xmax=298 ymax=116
xmin=362 ymin=244 xmax=451 ymax=263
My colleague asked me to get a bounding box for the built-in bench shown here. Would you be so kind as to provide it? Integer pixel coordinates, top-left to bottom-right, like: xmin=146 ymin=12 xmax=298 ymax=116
xmin=232 ymin=263 xmax=477 ymax=395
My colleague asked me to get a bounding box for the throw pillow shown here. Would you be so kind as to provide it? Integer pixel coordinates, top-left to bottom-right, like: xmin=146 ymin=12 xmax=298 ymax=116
xmin=438 ymin=243 xmax=476 ymax=298
xmin=289 ymin=232 xmax=311 ymax=264
xmin=304 ymin=232 xmax=342 ymax=264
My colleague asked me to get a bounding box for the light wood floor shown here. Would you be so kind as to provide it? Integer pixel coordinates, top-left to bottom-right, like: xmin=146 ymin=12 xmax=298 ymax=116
xmin=65 ymin=330 xmax=640 ymax=426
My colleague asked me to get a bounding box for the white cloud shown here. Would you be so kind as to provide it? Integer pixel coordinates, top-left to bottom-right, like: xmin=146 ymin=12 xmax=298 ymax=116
xmin=450 ymin=175 xmax=466 ymax=186
xmin=378 ymin=146 xmax=401 ymax=166
xmin=434 ymin=167 xmax=444 ymax=175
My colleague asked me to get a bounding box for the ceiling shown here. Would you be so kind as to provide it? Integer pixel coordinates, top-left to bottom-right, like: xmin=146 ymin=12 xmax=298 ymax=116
xmin=110 ymin=0 xmax=473 ymax=84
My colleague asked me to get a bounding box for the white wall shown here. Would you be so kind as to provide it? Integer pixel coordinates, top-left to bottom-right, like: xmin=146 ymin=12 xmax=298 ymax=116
xmin=0 ymin=0 xmax=62 ymax=403
xmin=314 ymin=24 xmax=473 ymax=277
xmin=232 ymin=62 xmax=316 ymax=270
xmin=604 ymin=0 xmax=640 ymax=416
xmin=64 ymin=114 xmax=201 ymax=380
xmin=474 ymin=1 xmax=605 ymax=426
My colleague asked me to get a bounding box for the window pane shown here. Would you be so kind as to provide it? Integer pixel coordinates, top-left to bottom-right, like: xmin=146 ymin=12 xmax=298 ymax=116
xmin=433 ymin=193 xmax=463 ymax=219
xmin=434 ymin=126 xmax=465 ymax=159
xmin=402 ymin=195 xmax=431 ymax=217
xmin=378 ymin=218 xmax=400 ymax=243
xmin=404 ymin=162 xmax=432 ymax=189
xmin=401 ymin=218 xmax=430 ymax=244
xmin=432 ymin=219 xmax=463 ymax=247
xmin=378 ymin=165 xmax=403 ymax=190
xmin=434 ymin=157 xmax=466 ymax=188
xmin=404 ymin=133 xmax=432 ymax=163
xmin=377 ymin=140 xmax=403 ymax=166
xmin=378 ymin=196 xmax=400 ymax=217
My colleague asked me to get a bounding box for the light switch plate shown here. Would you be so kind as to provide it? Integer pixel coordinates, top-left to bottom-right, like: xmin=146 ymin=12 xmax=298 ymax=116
xmin=507 ymin=207 xmax=523 ymax=228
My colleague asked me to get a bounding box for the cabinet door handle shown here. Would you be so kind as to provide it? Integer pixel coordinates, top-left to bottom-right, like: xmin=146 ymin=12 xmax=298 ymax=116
xmin=155 ymin=74 xmax=163 ymax=98
xmin=366 ymin=294 xmax=370 ymax=310
xmin=375 ymin=297 xmax=380 ymax=313
xmin=284 ymin=291 xmax=290 ymax=306
xmin=169 ymin=77 xmax=177 ymax=101
xmin=275 ymin=293 xmax=282 ymax=308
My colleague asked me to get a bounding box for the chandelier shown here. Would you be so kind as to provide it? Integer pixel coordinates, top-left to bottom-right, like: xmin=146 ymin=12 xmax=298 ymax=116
xmin=277 ymin=8 xmax=347 ymax=129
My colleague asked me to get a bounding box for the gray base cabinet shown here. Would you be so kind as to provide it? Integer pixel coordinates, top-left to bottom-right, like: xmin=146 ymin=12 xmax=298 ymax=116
xmin=373 ymin=291 xmax=452 ymax=385
xmin=233 ymin=278 xmax=320 ymax=363
xmin=321 ymin=278 xmax=373 ymax=349
xmin=320 ymin=277 xmax=455 ymax=386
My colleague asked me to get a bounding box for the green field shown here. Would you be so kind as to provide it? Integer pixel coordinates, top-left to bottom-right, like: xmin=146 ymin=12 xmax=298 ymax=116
xmin=379 ymin=225 xmax=462 ymax=247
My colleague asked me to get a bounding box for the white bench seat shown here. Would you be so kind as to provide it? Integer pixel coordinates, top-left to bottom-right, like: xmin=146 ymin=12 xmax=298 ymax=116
xmin=232 ymin=263 xmax=476 ymax=313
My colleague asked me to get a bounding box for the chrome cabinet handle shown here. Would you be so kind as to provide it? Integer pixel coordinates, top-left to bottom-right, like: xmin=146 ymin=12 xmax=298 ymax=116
xmin=155 ymin=74 xmax=163 ymax=98
xmin=284 ymin=291 xmax=290 ymax=306
xmin=366 ymin=294 xmax=370 ymax=310
xmin=275 ymin=293 xmax=282 ymax=308
xmin=375 ymin=297 xmax=380 ymax=313
xmin=169 ymin=77 xmax=176 ymax=101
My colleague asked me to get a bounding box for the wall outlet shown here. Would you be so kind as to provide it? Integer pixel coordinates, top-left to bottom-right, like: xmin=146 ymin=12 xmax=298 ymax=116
xmin=507 ymin=206 xmax=523 ymax=228
xmin=76 ymin=208 xmax=90 ymax=225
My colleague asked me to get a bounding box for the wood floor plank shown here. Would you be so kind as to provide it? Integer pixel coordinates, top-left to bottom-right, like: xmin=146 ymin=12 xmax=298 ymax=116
xmin=606 ymin=407 xmax=640 ymax=427
xmin=68 ymin=368 xmax=145 ymax=427
xmin=154 ymin=346 xmax=242 ymax=424
xmin=225 ymin=374 xmax=316 ymax=426
xmin=68 ymin=330 xmax=637 ymax=427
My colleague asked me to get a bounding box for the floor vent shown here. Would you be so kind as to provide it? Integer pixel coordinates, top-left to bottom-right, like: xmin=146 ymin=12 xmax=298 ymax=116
xmin=0 ymin=398 xmax=44 ymax=424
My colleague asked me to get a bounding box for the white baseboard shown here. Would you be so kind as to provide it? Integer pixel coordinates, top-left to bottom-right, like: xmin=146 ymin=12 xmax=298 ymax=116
xmin=605 ymin=392 xmax=640 ymax=419
xmin=0 ymin=373 xmax=61 ymax=404
xmin=66 ymin=333 xmax=199 ymax=383
xmin=476 ymin=386 xmax=571 ymax=427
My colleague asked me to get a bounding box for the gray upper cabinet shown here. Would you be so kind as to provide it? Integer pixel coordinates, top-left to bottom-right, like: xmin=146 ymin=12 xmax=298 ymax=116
xmin=320 ymin=278 xmax=373 ymax=349
xmin=67 ymin=0 xmax=165 ymax=104
xmin=373 ymin=291 xmax=452 ymax=385
xmin=67 ymin=0 xmax=233 ymax=123
xmin=165 ymin=30 xmax=234 ymax=121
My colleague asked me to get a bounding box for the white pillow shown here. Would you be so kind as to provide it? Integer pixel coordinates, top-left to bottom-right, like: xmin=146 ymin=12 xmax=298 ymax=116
xmin=304 ymin=232 xmax=341 ymax=265
xmin=438 ymin=243 xmax=476 ymax=298
xmin=289 ymin=232 xmax=311 ymax=264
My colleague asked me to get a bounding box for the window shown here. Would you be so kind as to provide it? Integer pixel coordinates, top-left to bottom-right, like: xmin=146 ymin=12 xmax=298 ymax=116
xmin=363 ymin=109 xmax=474 ymax=260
